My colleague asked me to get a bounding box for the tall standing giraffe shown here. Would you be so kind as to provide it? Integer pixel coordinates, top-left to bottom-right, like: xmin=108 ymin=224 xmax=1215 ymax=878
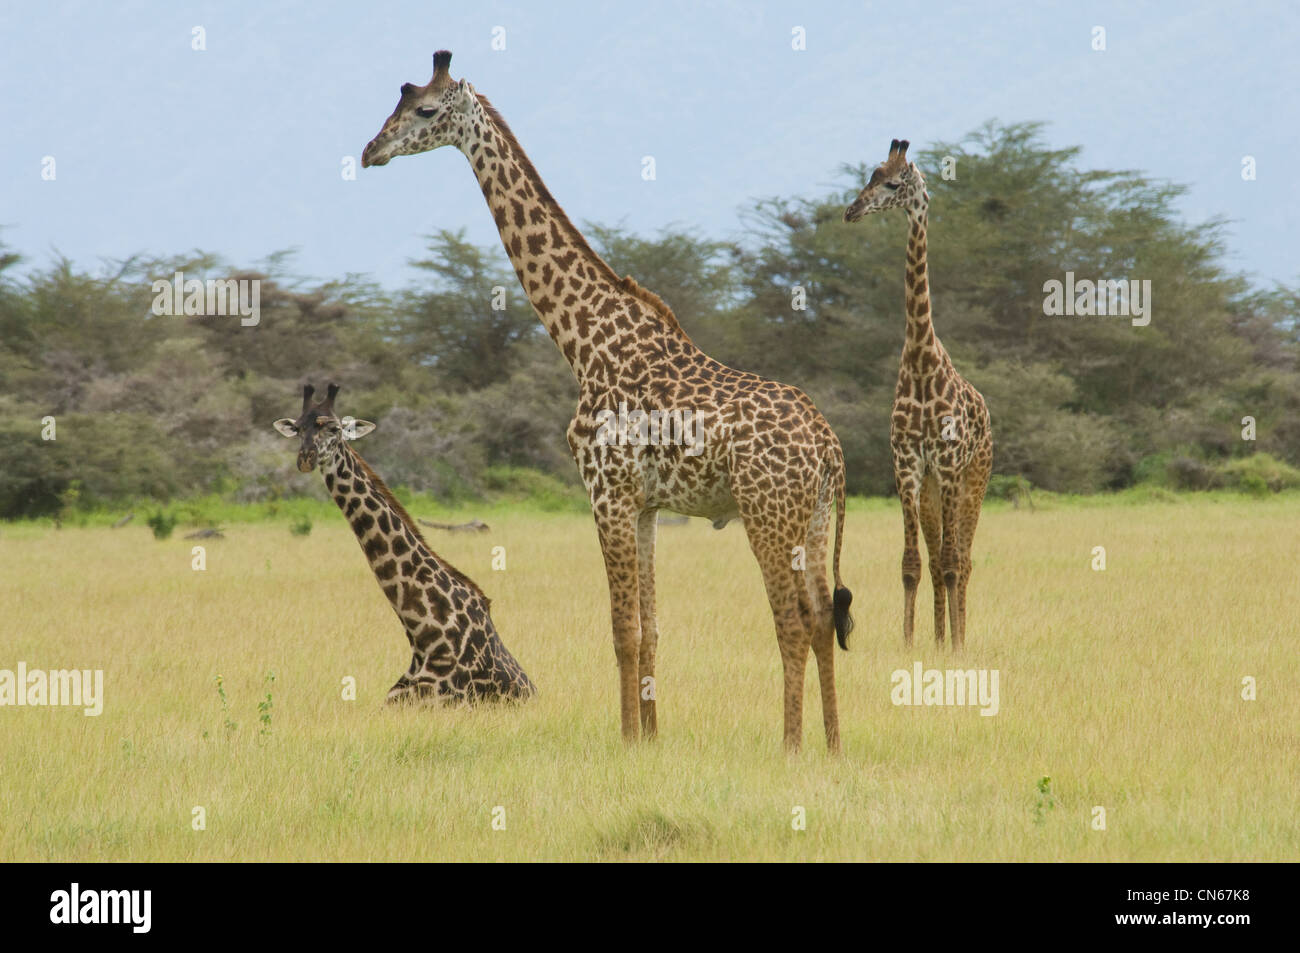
xmin=362 ymin=51 xmax=853 ymax=752
xmin=844 ymin=139 xmax=992 ymax=649
xmin=273 ymin=383 xmax=535 ymax=703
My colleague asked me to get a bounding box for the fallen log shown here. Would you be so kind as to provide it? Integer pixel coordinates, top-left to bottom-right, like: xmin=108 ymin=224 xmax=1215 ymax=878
xmin=417 ymin=518 xmax=490 ymax=533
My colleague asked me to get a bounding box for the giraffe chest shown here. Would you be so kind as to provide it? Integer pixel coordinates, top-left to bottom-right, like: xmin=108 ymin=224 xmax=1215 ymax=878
xmin=567 ymin=399 xmax=738 ymax=520
xmin=891 ymin=372 xmax=988 ymax=476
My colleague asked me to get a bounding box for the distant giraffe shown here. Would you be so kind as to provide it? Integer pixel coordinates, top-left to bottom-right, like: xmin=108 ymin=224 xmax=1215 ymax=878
xmin=844 ymin=139 xmax=992 ymax=649
xmin=362 ymin=51 xmax=853 ymax=752
xmin=273 ymin=383 xmax=535 ymax=703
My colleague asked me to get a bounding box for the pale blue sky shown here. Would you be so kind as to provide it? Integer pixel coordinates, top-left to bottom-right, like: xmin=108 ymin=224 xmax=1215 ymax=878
xmin=2 ymin=0 xmax=1296 ymax=289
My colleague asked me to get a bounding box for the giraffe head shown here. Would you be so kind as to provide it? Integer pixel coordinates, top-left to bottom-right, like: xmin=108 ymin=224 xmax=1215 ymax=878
xmin=273 ymin=383 xmax=376 ymax=473
xmin=843 ymin=139 xmax=928 ymax=223
xmin=361 ymin=50 xmax=481 ymax=168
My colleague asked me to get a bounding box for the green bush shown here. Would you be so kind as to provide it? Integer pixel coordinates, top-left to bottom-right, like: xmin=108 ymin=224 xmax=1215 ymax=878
xmin=146 ymin=511 xmax=177 ymax=540
xmin=1166 ymin=456 xmax=1219 ymax=491
xmin=289 ymin=517 xmax=312 ymax=536
xmin=481 ymin=466 xmax=589 ymax=512
xmin=1238 ymin=472 xmax=1270 ymax=498
xmin=986 ymin=474 xmax=1032 ymax=501
xmin=1216 ymin=453 xmax=1300 ymax=494
xmin=1133 ymin=450 xmax=1222 ymax=490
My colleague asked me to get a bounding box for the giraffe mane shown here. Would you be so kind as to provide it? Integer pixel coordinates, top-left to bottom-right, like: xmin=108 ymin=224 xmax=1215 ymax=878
xmin=347 ymin=445 xmax=488 ymax=603
xmin=476 ymin=93 xmax=688 ymax=339
xmin=618 ymin=275 xmax=683 ymax=332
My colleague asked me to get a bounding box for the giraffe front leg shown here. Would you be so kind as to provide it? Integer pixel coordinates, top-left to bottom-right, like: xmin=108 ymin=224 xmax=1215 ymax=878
xmin=919 ymin=472 xmax=946 ymax=646
xmin=897 ymin=471 xmax=923 ymax=648
xmin=635 ymin=509 xmax=659 ymax=739
xmin=384 ymin=652 xmax=423 ymax=704
xmin=385 ymin=676 xmax=414 ymax=705
xmin=596 ymin=509 xmax=643 ymax=744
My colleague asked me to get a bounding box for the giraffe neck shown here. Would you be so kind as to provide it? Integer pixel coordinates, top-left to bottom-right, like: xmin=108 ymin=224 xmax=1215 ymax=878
xmin=458 ymin=97 xmax=695 ymax=385
xmin=902 ymin=206 xmax=942 ymax=370
xmin=322 ymin=443 xmax=477 ymax=621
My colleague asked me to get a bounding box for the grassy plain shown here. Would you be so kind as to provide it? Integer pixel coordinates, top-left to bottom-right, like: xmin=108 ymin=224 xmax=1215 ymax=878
xmin=1 ymin=492 xmax=1295 ymax=861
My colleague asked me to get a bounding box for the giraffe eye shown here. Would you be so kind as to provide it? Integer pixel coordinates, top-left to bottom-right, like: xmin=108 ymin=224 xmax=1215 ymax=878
xmin=415 ymin=105 xmax=438 ymax=118
xmin=884 ymin=182 xmax=900 ymax=191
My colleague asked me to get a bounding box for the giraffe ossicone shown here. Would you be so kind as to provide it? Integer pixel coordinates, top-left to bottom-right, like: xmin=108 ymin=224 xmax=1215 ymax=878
xmin=363 ymin=50 xmax=855 ymax=753
xmin=273 ymin=383 xmax=536 ymax=704
xmin=845 ymin=139 xmax=993 ymax=650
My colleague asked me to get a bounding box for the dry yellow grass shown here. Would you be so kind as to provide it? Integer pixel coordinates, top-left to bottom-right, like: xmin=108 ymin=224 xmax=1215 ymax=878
xmin=1 ymin=495 xmax=1296 ymax=861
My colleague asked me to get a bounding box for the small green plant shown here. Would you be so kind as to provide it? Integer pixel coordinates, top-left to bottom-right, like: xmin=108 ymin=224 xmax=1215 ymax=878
xmin=322 ymin=751 xmax=363 ymax=819
xmin=55 ymin=480 xmax=82 ymax=528
xmin=257 ymin=671 xmax=276 ymax=743
xmin=214 ymin=674 xmax=237 ymax=735
xmin=289 ymin=516 xmax=312 ymax=537
xmin=1033 ymin=776 xmax=1056 ymax=825
xmin=146 ymin=511 xmax=178 ymax=540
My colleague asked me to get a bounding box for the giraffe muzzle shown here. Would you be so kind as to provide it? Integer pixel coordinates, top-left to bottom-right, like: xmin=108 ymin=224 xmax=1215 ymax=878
xmin=297 ymin=451 xmax=317 ymax=473
xmin=361 ymin=141 xmax=389 ymax=168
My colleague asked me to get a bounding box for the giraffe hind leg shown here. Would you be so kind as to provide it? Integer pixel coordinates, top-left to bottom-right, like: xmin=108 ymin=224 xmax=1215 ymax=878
xmin=938 ymin=479 xmax=965 ymax=650
xmin=635 ymin=509 xmax=659 ymax=738
xmin=953 ymin=459 xmax=991 ymax=650
xmin=805 ymin=480 xmax=840 ymax=754
xmin=741 ymin=514 xmax=815 ymax=754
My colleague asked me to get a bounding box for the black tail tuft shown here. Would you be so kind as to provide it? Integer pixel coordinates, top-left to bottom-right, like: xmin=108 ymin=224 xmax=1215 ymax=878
xmin=833 ymin=586 xmax=854 ymax=650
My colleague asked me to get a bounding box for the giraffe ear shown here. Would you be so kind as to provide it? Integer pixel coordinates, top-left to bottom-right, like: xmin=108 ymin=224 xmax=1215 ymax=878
xmin=454 ymin=78 xmax=475 ymax=111
xmin=272 ymin=418 xmax=299 ymax=438
xmin=343 ymin=418 xmax=376 ymax=440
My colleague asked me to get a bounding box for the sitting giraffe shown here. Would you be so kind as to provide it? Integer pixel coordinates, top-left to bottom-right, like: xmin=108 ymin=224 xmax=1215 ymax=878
xmin=361 ymin=51 xmax=853 ymax=752
xmin=273 ymin=384 xmax=535 ymax=703
xmin=844 ymin=139 xmax=993 ymax=649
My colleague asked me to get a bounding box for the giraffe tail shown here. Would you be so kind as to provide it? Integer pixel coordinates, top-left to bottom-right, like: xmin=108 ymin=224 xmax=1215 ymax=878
xmin=831 ymin=451 xmax=854 ymax=650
